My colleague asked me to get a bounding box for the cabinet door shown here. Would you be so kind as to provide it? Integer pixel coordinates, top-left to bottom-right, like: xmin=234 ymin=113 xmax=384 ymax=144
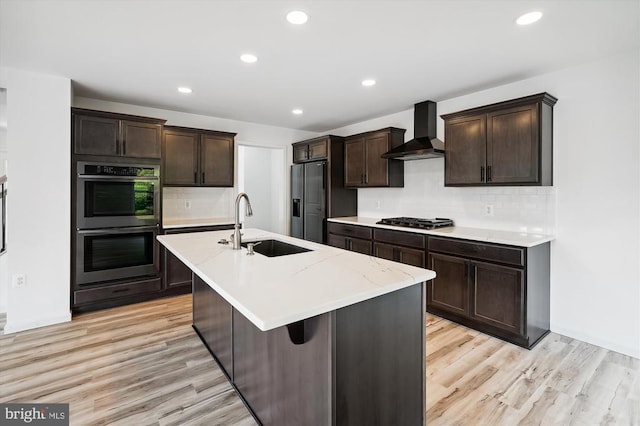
xmin=193 ymin=276 xmax=233 ymax=378
xmin=344 ymin=137 xmax=365 ymax=187
xmin=364 ymin=133 xmax=390 ymax=186
xmin=307 ymin=139 xmax=328 ymax=161
xmin=427 ymin=252 xmax=469 ymax=317
xmin=74 ymin=114 xmax=119 ymax=156
xmin=164 ymin=130 xmax=198 ymax=185
xmin=445 ymin=113 xmax=486 ymax=185
xmin=201 ymin=134 xmax=234 ymax=186
xmin=375 ymin=243 xmax=425 ymax=268
xmin=470 ymin=261 xmax=524 ymax=335
xmin=349 ymin=237 xmax=372 ymax=255
xmin=121 ymin=121 xmax=162 ymax=158
xmin=293 ymin=143 xmax=308 ymax=163
xmin=164 ymin=249 xmax=192 ymax=288
xmin=328 ymin=233 xmax=348 ymax=250
xmin=486 ymin=104 xmax=539 ymax=184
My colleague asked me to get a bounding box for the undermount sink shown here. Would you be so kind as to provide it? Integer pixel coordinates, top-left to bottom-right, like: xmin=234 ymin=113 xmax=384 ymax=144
xmin=241 ymin=239 xmax=311 ymax=257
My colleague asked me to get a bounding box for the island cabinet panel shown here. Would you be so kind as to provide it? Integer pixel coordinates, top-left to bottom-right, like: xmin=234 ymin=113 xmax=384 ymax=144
xmin=193 ymin=276 xmax=233 ymax=379
xmin=335 ymin=283 xmax=425 ymax=426
xmin=442 ymin=92 xmax=556 ymax=186
xmin=427 ymin=236 xmax=550 ymax=349
xmin=233 ymin=312 xmax=332 ymax=425
xmin=193 ymin=275 xmax=426 ymax=425
xmin=73 ymin=108 xmax=165 ymax=158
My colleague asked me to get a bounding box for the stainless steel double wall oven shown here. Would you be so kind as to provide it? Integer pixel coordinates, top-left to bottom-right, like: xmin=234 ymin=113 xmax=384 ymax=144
xmin=75 ymin=161 xmax=160 ymax=285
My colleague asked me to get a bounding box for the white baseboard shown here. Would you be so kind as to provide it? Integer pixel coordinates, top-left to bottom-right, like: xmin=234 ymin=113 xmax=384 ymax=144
xmin=551 ymin=325 xmax=640 ymax=360
xmin=3 ymin=311 xmax=72 ymax=334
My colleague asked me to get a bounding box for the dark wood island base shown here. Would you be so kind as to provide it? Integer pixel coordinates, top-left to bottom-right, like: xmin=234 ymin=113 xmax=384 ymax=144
xmin=193 ymin=275 xmax=426 ymax=426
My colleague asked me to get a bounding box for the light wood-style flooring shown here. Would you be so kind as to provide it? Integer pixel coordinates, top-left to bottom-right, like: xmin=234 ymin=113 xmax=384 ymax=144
xmin=1 ymin=295 xmax=638 ymax=425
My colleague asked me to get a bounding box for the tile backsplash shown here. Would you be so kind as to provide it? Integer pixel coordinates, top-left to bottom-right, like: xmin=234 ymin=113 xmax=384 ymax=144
xmin=163 ymin=187 xmax=234 ymax=220
xmin=358 ymin=160 xmax=555 ymax=234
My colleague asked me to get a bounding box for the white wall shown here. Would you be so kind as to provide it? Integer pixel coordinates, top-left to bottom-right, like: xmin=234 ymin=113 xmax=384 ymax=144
xmin=0 ymin=68 xmax=72 ymax=333
xmin=328 ymin=49 xmax=640 ymax=358
xmin=0 ymin=88 xmax=7 ymax=313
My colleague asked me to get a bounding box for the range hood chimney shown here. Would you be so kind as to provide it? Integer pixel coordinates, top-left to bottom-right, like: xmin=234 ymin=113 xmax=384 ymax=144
xmin=381 ymin=100 xmax=445 ymax=160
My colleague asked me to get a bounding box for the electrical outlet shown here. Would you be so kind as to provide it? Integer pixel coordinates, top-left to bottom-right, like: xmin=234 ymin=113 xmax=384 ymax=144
xmin=185 ymin=200 xmax=191 ymax=209
xmin=12 ymin=274 xmax=26 ymax=288
xmin=485 ymin=204 xmax=494 ymax=217
xmin=375 ymin=200 xmax=381 ymax=209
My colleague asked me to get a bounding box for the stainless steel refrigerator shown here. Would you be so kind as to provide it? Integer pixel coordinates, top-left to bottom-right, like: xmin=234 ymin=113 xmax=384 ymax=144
xmin=291 ymin=161 xmax=326 ymax=243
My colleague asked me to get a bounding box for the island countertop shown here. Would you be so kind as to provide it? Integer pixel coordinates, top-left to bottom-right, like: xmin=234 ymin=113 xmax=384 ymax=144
xmin=158 ymin=228 xmax=433 ymax=331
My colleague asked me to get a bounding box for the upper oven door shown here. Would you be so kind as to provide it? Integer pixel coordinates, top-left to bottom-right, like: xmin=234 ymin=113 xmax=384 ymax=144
xmin=77 ymin=163 xmax=160 ymax=229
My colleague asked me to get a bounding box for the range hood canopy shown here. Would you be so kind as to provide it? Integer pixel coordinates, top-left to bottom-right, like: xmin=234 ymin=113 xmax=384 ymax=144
xmin=381 ymin=100 xmax=444 ymax=160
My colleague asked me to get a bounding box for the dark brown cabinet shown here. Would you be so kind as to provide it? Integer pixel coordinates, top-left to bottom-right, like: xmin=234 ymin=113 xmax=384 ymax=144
xmin=327 ymin=222 xmax=372 ymax=255
xmin=73 ymin=108 xmax=164 ymax=158
xmin=427 ymin=236 xmax=549 ymax=348
xmin=292 ymin=137 xmax=328 ymax=163
xmin=373 ymin=228 xmax=425 ymax=268
xmin=163 ymin=126 xmax=235 ymax=187
xmin=344 ymin=127 xmax=405 ymax=187
xmin=442 ymin=93 xmax=557 ymax=186
xmin=163 ymin=225 xmax=234 ymax=290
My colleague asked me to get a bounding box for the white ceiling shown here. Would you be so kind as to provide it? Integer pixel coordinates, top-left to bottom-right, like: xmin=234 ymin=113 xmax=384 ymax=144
xmin=1 ymin=0 xmax=638 ymax=132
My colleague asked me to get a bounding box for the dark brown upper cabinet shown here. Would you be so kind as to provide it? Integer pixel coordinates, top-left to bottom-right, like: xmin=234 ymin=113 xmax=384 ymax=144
xmin=344 ymin=127 xmax=405 ymax=187
xmin=442 ymin=93 xmax=557 ymax=186
xmin=73 ymin=108 xmax=165 ymax=159
xmin=293 ymin=137 xmax=328 ymax=163
xmin=163 ymin=126 xmax=235 ymax=187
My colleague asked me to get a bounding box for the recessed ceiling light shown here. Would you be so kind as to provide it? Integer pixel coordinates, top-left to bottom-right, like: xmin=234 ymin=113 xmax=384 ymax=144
xmin=240 ymin=54 xmax=258 ymax=63
xmin=516 ymin=11 xmax=543 ymax=25
xmin=292 ymin=109 xmax=303 ymax=115
xmin=286 ymin=10 xmax=308 ymax=25
xmin=361 ymin=79 xmax=376 ymax=87
xmin=177 ymin=87 xmax=192 ymax=94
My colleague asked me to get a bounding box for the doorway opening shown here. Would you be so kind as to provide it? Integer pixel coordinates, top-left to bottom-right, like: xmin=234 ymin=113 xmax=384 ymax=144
xmin=237 ymin=145 xmax=286 ymax=234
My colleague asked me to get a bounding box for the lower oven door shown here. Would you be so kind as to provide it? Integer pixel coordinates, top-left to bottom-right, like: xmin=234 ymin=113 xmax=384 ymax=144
xmin=76 ymin=225 xmax=159 ymax=285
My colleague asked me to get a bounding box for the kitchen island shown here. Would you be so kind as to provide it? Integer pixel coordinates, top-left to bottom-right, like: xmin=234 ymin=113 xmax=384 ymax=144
xmin=158 ymin=228 xmax=433 ymax=426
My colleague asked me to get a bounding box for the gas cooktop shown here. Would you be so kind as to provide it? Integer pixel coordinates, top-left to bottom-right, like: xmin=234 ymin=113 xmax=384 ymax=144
xmin=376 ymin=217 xmax=454 ymax=230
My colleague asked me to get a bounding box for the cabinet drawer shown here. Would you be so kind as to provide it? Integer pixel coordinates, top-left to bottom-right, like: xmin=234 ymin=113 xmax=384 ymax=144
xmin=428 ymin=237 xmax=524 ymax=267
xmin=74 ymin=277 xmax=161 ymax=305
xmin=373 ymin=229 xmax=425 ymax=249
xmin=327 ymin=222 xmax=372 ymax=240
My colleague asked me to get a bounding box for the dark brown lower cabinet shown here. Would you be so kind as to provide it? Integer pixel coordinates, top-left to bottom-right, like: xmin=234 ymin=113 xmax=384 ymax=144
xmin=427 ymin=237 xmax=549 ymax=349
xmin=427 ymin=252 xmax=469 ymax=317
xmin=163 ymin=224 xmax=234 ymax=290
xmin=327 ymin=222 xmax=373 ymax=255
xmin=193 ymin=275 xmax=425 ymax=426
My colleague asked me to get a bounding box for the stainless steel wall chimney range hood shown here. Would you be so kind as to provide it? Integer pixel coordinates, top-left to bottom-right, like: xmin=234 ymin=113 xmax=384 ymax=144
xmin=381 ymin=100 xmax=445 ymax=160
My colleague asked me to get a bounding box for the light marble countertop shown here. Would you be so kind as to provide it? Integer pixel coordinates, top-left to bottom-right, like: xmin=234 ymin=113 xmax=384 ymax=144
xmin=163 ymin=217 xmax=235 ymax=229
xmin=158 ymin=228 xmax=433 ymax=331
xmin=328 ymin=216 xmax=554 ymax=248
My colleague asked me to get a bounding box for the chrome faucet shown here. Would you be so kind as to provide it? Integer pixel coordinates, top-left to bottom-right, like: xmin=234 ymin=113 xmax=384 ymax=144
xmin=233 ymin=192 xmax=253 ymax=250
